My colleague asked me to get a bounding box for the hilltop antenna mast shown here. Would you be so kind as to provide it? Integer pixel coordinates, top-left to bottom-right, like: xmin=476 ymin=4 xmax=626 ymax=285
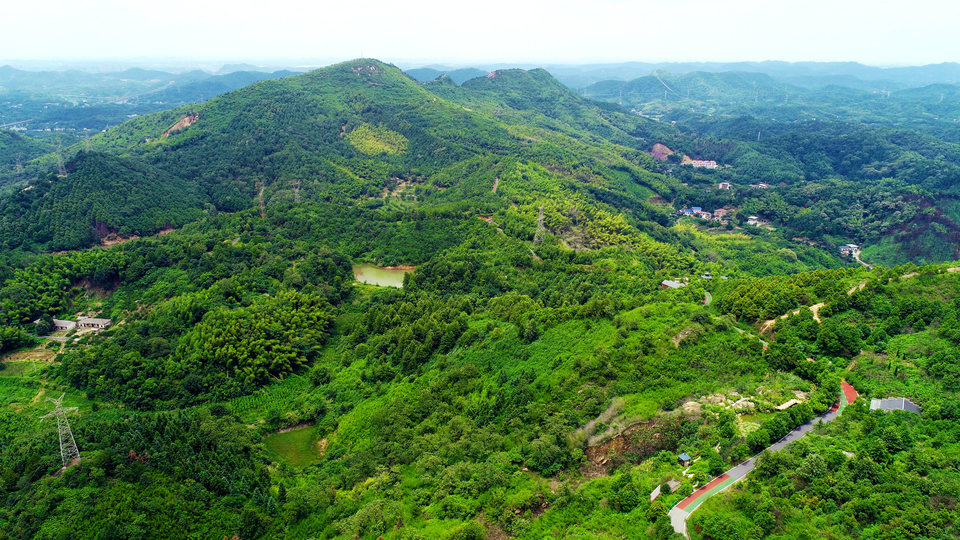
xmin=14 ymin=152 xmax=23 ymax=173
xmin=40 ymin=393 xmax=80 ymax=468
xmin=84 ymin=134 xmax=92 ymax=153
xmin=55 ymin=139 xmax=67 ymax=176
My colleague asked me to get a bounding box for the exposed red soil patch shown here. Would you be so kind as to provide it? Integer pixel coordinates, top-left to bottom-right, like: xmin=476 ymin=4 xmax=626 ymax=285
xmin=677 ymin=474 xmax=730 ymax=510
xmin=162 ymin=113 xmax=199 ymax=138
xmin=100 ymin=233 xmax=139 ymax=248
xmin=650 ymin=143 xmax=674 ymax=161
xmin=583 ymin=417 xmax=683 ymax=476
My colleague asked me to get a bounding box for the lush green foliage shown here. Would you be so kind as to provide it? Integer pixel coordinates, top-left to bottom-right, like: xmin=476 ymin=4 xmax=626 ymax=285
xmin=2 ymin=59 xmax=960 ymax=539
xmin=0 ymin=152 xmax=205 ymax=251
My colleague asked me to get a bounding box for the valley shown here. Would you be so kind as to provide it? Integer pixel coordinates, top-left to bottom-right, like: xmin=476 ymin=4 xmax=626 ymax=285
xmin=0 ymin=57 xmax=958 ymax=540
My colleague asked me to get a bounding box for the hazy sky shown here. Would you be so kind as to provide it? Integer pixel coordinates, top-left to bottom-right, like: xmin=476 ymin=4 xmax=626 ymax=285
xmin=4 ymin=0 xmax=959 ymax=67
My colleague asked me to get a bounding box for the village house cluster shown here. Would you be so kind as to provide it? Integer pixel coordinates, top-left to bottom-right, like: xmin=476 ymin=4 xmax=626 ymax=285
xmin=38 ymin=317 xmax=113 ymax=333
xmin=838 ymin=243 xmax=859 ymax=256
xmin=675 ymin=206 xmax=729 ymax=223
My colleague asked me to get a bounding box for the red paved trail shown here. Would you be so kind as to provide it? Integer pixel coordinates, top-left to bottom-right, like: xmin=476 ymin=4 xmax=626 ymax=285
xmin=676 ymin=474 xmax=729 ymax=510
xmin=842 ymin=381 xmax=858 ymax=404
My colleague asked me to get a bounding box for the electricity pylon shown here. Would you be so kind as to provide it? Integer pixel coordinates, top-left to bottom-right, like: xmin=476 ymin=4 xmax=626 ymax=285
xmin=532 ymin=206 xmax=546 ymax=246
xmin=55 ymin=140 xmax=67 ymax=176
xmin=40 ymin=393 xmax=80 ymax=468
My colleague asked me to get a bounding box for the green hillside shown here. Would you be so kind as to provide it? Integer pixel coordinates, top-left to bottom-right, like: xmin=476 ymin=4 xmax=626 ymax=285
xmin=0 ymin=58 xmax=958 ymax=540
xmin=583 ymin=70 xmax=960 ymax=266
xmin=0 ymin=151 xmax=205 ymax=251
xmin=0 ymin=129 xmax=51 ymax=173
xmin=1 ymin=60 xmax=689 ymax=256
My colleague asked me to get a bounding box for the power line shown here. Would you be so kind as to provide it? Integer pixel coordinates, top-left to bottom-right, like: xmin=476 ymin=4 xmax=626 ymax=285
xmin=532 ymin=206 xmax=546 ymax=247
xmin=55 ymin=139 xmax=67 ymax=176
xmin=40 ymin=393 xmax=81 ymax=469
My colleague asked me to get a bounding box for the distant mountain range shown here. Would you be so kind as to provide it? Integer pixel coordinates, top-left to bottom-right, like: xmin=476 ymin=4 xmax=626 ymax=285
xmin=404 ymin=67 xmax=487 ymax=85
xmin=0 ymin=65 xmax=299 ymax=133
xmin=401 ymin=61 xmax=960 ymax=91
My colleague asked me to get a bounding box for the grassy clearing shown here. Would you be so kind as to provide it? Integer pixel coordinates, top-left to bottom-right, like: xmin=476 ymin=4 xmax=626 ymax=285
xmin=1 ymin=343 xmax=58 ymax=364
xmin=264 ymin=425 xmax=321 ymax=467
xmin=346 ymin=123 xmax=408 ymax=155
xmin=0 ymin=361 xmax=42 ymax=377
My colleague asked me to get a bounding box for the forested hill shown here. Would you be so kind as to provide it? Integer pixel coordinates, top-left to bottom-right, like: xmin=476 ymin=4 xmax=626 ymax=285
xmin=0 ymin=130 xmax=51 ymax=172
xmin=0 ymin=152 xmax=205 ymax=251
xmin=0 ymin=59 xmax=688 ymax=255
xmin=2 ymin=58 xmax=960 ymax=540
xmin=429 ymin=68 xmax=673 ymax=150
xmin=581 ymin=69 xmax=960 ymax=266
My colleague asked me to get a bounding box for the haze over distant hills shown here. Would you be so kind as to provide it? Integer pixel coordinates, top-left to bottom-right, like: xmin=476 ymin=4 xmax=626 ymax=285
xmin=5 ymin=59 xmax=960 ymax=137
xmin=0 ymin=64 xmax=300 ymax=134
xmin=403 ymin=60 xmax=960 ymax=90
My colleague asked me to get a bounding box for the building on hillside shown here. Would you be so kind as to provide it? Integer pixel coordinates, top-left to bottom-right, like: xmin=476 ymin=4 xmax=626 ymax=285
xmin=77 ymin=317 xmax=112 ymax=329
xmin=661 ymin=280 xmax=686 ymax=290
xmin=53 ymin=319 xmax=76 ymax=332
xmin=33 ymin=318 xmax=77 ymax=332
xmin=746 ymin=216 xmax=761 ymax=226
xmin=839 ymin=244 xmax=859 ymax=256
xmin=749 ymin=183 xmax=770 ymax=189
xmin=696 ymin=211 xmax=712 ymax=220
xmin=678 ymin=453 xmax=692 ymax=467
xmin=689 ymin=160 xmax=718 ymax=169
xmin=870 ymin=397 xmax=921 ymax=413
xmin=717 ymin=182 xmax=731 ymax=190
xmin=701 ymin=273 xmax=713 ymax=280
xmin=713 ymin=208 xmax=729 ymax=220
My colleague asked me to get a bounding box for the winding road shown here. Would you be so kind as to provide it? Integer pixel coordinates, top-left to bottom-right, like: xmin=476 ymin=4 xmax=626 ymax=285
xmin=667 ymin=266 xmax=957 ymax=536
xmin=668 ymin=382 xmax=858 ymax=537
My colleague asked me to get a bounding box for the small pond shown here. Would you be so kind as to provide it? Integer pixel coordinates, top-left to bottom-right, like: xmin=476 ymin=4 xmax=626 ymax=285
xmin=352 ymin=263 xmax=413 ymax=288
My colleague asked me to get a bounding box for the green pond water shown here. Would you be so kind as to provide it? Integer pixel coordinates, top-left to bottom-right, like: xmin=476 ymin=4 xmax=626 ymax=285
xmin=352 ymin=263 xmax=412 ymax=288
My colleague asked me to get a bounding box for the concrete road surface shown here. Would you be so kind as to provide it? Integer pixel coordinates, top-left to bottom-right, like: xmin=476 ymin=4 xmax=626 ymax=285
xmin=668 ymin=404 xmax=842 ymax=537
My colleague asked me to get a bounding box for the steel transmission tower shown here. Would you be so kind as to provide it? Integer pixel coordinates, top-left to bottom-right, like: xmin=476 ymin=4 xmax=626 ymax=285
xmin=532 ymin=206 xmax=546 ymax=246
xmin=40 ymin=393 xmax=80 ymax=468
xmin=55 ymin=140 xmax=67 ymax=176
